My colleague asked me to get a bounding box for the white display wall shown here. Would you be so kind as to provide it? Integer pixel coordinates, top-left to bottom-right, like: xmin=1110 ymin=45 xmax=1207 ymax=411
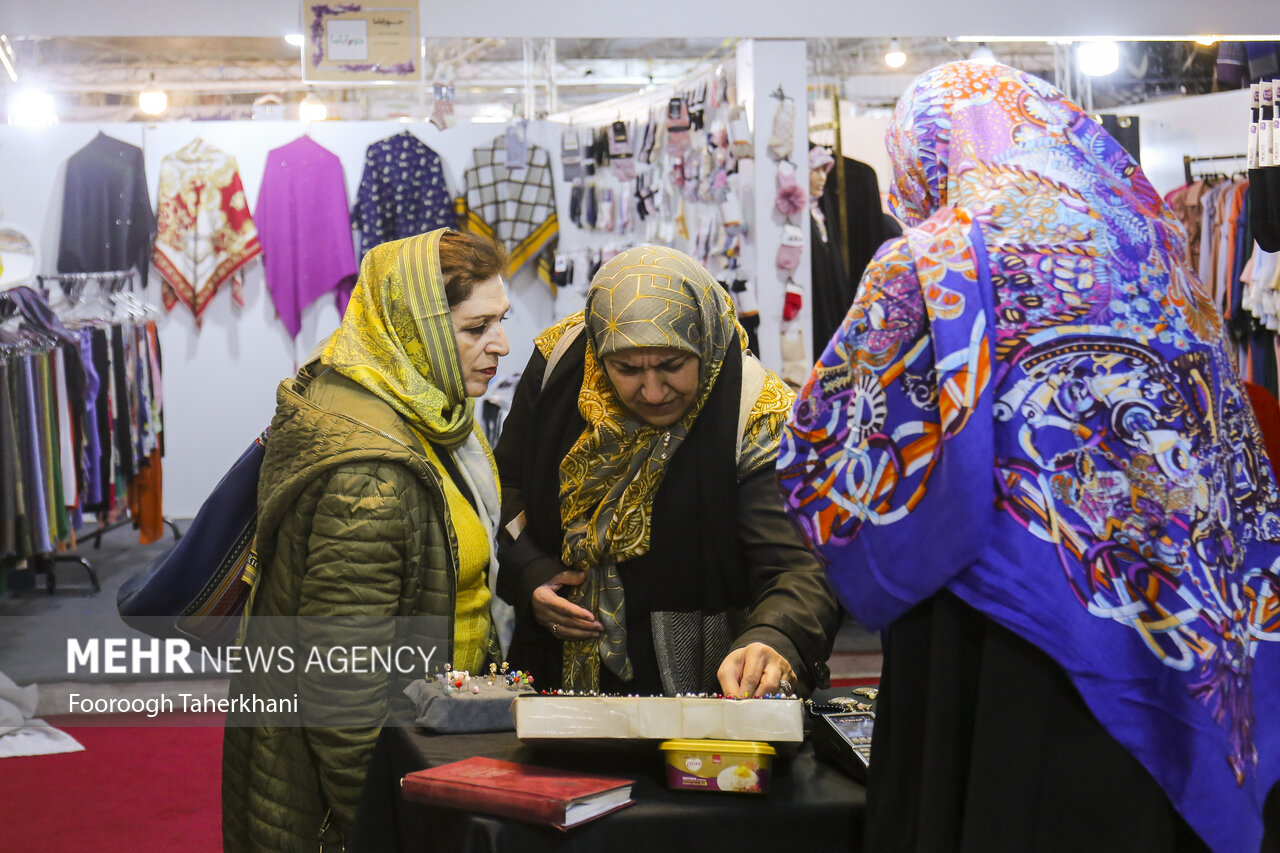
xmin=0 ymin=118 xmax=567 ymax=516
xmin=1126 ymin=88 xmax=1253 ymax=196
xmin=0 ymin=79 xmax=1249 ymax=518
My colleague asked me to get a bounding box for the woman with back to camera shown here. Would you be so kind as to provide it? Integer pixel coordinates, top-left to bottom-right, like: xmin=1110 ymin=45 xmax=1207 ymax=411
xmin=222 ymin=228 xmax=511 ymax=852
xmin=779 ymin=61 xmax=1279 ymax=852
xmin=495 ymin=245 xmax=840 ymax=699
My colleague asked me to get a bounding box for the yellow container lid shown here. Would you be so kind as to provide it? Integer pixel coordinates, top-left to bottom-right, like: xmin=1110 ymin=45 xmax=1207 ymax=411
xmin=660 ymin=739 xmax=777 ymax=756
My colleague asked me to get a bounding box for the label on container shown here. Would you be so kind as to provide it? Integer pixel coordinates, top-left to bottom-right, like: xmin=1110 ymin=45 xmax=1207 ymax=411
xmin=663 ymin=750 xmax=770 ymax=794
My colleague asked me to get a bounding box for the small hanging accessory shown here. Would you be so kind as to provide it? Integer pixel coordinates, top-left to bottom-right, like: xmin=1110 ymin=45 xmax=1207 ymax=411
xmin=609 ymin=120 xmax=636 ymax=182
xmin=505 ymin=119 xmax=528 ymax=170
xmin=776 ymin=223 xmax=805 ymax=273
xmin=766 ymin=87 xmax=796 ymax=162
xmin=775 ymin=162 xmax=806 ymax=219
xmin=430 ymin=83 xmax=456 ymax=130
xmin=728 ymin=107 xmax=752 ymax=160
xmin=666 ymin=97 xmax=692 ymax=155
xmin=562 ymin=128 xmax=584 ymax=181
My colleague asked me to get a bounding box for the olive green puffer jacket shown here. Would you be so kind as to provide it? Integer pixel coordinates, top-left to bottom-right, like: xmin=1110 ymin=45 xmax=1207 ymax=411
xmin=222 ymin=367 xmax=475 ymax=852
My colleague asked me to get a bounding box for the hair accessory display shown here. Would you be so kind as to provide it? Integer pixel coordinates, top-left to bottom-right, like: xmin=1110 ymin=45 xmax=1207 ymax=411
xmin=776 ymin=223 xmax=804 ymax=272
xmin=775 ymin=162 xmax=806 ymax=218
xmin=766 ymin=93 xmax=796 ymax=163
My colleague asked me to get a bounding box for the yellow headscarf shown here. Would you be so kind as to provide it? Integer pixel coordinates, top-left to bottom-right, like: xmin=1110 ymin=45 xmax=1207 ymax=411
xmin=321 ymin=229 xmax=474 ymax=448
xmin=537 ymin=245 xmax=793 ymax=691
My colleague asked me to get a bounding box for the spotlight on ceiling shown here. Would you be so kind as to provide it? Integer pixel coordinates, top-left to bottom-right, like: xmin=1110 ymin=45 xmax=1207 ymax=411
xmin=8 ymin=87 xmax=56 ymax=126
xmin=884 ymin=39 xmax=907 ymax=69
xmin=299 ymin=92 xmax=328 ymax=122
xmin=1077 ymin=41 xmax=1120 ymax=77
xmin=138 ymin=73 xmax=167 ymax=116
xmin=138 ymin=88 xmax=168 ymax=116
xmin=1195 ymin=35 xmax=1219 ymax=47
xmin=969 ymin=44 xmax=997 ymax=63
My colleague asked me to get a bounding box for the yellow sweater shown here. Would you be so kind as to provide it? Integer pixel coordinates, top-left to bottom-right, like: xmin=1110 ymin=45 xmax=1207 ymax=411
xmin=420 ymin=442 xmax=492 ymax=675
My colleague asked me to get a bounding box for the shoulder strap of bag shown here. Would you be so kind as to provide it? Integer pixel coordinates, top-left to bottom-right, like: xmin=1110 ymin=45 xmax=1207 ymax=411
xmin=233 ymin=352 xmax=328 ymax=644
xmin=542 ymin=321 xmax=586 ymax=391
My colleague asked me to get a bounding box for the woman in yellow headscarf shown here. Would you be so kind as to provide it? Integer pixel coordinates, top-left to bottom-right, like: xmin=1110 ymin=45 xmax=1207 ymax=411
xmin=495 ymin=245 xmax=839 ymax=698
xmin=222 ymin=228 xmax=511 ymax=853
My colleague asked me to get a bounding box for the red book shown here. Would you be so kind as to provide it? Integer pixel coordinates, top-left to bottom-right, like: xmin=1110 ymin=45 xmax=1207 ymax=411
xmin=401 ymin=756 xmax=634 ymax=830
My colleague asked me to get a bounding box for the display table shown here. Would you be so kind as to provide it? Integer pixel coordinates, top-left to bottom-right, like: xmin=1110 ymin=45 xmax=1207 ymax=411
xmin=349 ymin=714 xmax=864 ymax=852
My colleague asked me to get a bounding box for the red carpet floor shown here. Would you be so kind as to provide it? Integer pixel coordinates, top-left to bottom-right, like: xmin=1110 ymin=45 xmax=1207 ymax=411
xmin=0 ymin=713 xmax=224 ymax=852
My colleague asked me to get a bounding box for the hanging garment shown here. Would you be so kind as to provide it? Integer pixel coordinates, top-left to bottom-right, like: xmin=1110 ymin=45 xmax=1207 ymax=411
xmin=57 ymin=132 xmax=156 ymax=287
xmin=809 ymin=207 xmax=851 ymax=360
xmin=37 ymin=354 xmax=69 ymax=543
xmin=457 ymin=135 xmax=558 ymax=283
xmin=0 ymin=359 xmax=16 ymax=557
xmin=78 ymin=329 xmax=102 ymax=508
xmin=256 ymin=136 xmax=359 ymax=338
xmin=152 ymin=138 xmax=262 ymax=327
xmin=52 ymin=347 xmax=76 ymax=514
xmin=17 ymin=356 xmax=50 ymax=554
xmin=819 ymin=156 xmax=889 ymax=294
xmin=352 ymin=130 xmax=456 ymax=266
xmin=86 ymin=328 xmax=114 ymax=513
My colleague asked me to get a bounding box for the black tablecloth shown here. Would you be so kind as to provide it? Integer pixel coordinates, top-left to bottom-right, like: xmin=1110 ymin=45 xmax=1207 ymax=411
xmin=350 ymin=719 xmax=864 ymax=852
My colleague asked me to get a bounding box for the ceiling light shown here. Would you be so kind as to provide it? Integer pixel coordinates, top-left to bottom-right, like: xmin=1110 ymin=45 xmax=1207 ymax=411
xmin=298 ymin=93 xmax=328 ymax=122
xmin=8 ymin=87 xmax=56 ymax=126
xmin=138 ymin=73 xmax=167 ymax=116
xmin=956 ymin=34 xmax=1280 ymax=43
xmin=1077 ymin=41 xmax=1120 ymax=77
xmin=884 ymin=40 xmax=907 ymax=69
xmin=138 ymin=87 xmax=168 ymax=116
xmin=284 ymin=33 xmax=305 ymax=47
xmin=1195 ymin=36 xmax=1219 ymax=46
xmin=969 ymin=44 xmax=997 ymax=63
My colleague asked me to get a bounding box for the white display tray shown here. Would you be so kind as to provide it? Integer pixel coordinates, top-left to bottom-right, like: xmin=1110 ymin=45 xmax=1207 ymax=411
xmin=513 ymin=695 xmax=804 ymax=743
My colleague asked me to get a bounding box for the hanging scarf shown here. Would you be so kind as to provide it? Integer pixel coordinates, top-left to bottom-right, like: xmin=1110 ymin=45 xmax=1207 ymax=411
xmin=321 ymin=228 xmax=474 ymax=449
xmin=457 ymin=135 xmax=558 ymax=283
xmin=542 ymin=245 xmax=789 ymax=691
xmin=151 ymin=138 xmax=261 ymax=327
xmin=779 ymin=61 xmax=1279 ymax=853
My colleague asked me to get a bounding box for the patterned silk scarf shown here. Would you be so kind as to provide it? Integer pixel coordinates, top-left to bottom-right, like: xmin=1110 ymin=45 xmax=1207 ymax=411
xmin=321 ymin=229 xmax=474 ymax=448
xmin=779 ymin=62 xmax=1279 ymax=853
xmin=151 ymin=138 xmax=262 ymax=327
xmin=542 ymin=246 xmax=787 ymax=691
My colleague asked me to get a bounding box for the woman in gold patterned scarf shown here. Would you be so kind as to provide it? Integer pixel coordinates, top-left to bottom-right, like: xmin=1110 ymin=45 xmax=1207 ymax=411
xmin=223 ymin=228 xmax=511 ymax=853
xmin=495 ymin=245 xmax=839 ymax=697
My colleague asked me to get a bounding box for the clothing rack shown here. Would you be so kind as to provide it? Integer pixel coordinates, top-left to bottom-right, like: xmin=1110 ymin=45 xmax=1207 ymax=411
xmin=1183 ymin=153 xmax=1247 ymax=185
xmin=5 ymin=273 xmax=180 ymax=595
xmin=37 ymin=268 xmax=137 ymax=302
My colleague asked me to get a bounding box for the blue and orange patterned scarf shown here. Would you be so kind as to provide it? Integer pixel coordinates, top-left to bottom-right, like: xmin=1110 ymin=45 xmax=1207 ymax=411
xmin=779 ymin=61 xmax=1279 ymax=852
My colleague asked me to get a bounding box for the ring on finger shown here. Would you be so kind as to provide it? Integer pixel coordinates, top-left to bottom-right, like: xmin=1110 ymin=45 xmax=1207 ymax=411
xmin=551 ymin=624 xmax=560 ymax=637
xmin=779 ymin=677 xmax=793 ymax=695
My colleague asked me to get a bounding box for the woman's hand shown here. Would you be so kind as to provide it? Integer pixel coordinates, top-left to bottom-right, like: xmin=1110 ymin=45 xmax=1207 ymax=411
xmin=531 ymin=569 xmax=604 ymax=641
xmin=717 ymin=643 xmax=797 ymax=698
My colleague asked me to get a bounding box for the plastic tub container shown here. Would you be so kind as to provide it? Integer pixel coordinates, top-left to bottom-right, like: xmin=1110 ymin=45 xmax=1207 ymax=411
xmin=659 ymin=739 xmax=776 ymax=794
